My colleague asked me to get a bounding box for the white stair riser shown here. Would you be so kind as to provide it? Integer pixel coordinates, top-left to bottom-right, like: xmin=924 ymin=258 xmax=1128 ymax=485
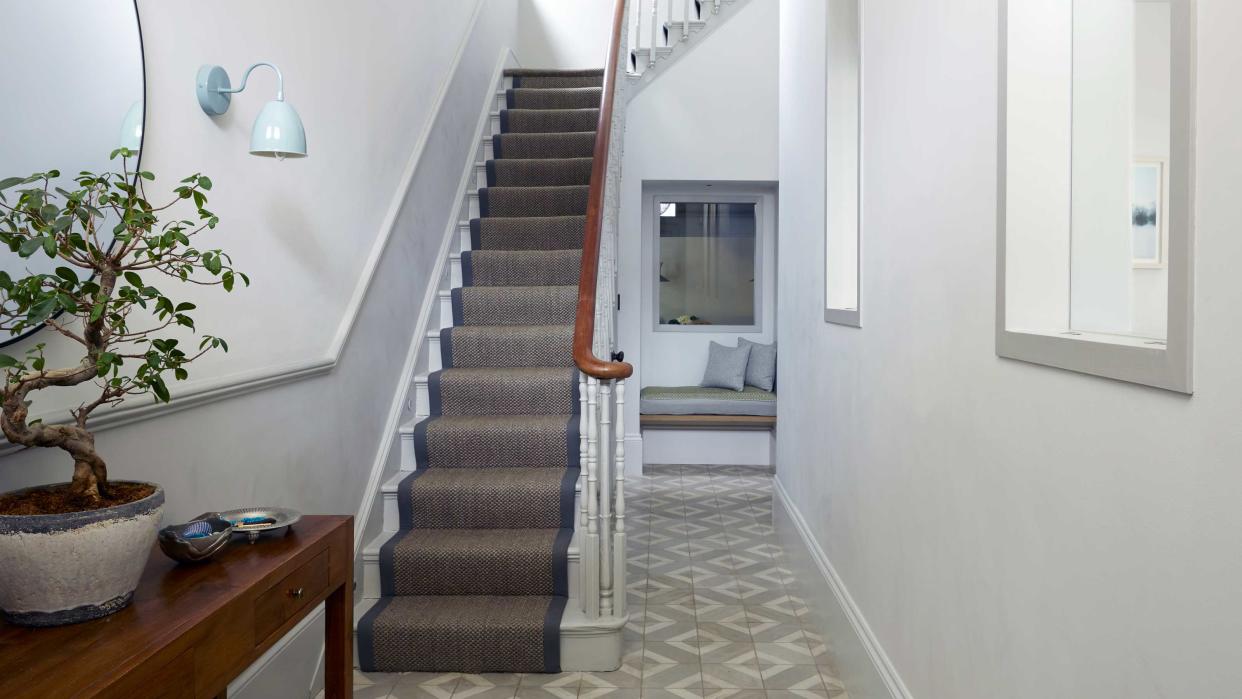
xmin=475 ymin=163 xmax=488 ymax=189
xmin=450 ymin=254 xmax=462 ymax=288
xmin=438 ymin=291 xmax=453 ymax=330
xmin=459 ymin=222 xmax=472 ymax=252
xmin=414 ymin=376 xmax=430 ymax=418
xmin=426 ymin=331 xmax=442 ymax=372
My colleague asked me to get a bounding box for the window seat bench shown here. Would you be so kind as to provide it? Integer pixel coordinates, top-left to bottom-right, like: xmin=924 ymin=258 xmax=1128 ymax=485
xmin=639 ymin=385 xmax=777 ymax=430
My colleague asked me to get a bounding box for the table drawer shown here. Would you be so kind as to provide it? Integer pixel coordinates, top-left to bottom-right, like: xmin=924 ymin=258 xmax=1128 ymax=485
xmin=254 ymin=549 xmax=329 ymax=644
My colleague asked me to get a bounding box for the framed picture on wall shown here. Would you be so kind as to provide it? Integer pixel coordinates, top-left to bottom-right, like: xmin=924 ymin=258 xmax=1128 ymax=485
xmin=1131 ymin=158 xmax=1167 ymax=268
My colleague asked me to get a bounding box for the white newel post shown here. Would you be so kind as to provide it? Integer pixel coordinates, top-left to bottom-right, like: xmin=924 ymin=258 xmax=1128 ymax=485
xmin=613 ymin=379 xmax=627 ymax=617
xmin=598 ymin=381 xmax=614 ymax=617
xmin=578 ymin=373 xmax=589 ymax=614
xmin=585 ymin=377 xmax=601 ymax=619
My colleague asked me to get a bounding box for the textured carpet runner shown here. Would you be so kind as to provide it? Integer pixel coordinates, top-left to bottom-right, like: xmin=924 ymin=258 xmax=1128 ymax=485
xmin=358 ymin=68 xmax=603 ymax=674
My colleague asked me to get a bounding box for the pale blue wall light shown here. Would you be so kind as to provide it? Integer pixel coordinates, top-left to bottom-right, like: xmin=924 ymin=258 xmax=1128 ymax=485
xmin=196 ymin=62 xmax=307 ymax=159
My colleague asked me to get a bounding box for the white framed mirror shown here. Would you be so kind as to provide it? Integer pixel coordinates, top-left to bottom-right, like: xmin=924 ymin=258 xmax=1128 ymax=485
xmin=997 ymin=0 xmax=1195 ymax=393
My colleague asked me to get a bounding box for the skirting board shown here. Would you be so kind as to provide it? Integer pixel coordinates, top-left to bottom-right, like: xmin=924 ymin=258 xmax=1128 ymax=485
xmin=773 ymin=477 xmax=914 ymax=699
xmin=643 ymin=428 xmax=772 ymax=467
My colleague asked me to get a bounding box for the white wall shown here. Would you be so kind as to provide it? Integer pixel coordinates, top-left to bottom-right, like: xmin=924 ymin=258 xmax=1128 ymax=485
xmin=778 ymin=1 xmax=1242 ymax=698
xmin=517 ymin=0 xmax=615 ymax=69
xmin=0 ymin=1 xmax=521 ymax=696
xmin=617 ymin=0 xmax=779 ymax=467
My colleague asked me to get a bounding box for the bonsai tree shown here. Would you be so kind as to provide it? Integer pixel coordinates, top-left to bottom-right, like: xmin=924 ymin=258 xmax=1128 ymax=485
xmin=0 ymin=150 xmax=246 ymax=509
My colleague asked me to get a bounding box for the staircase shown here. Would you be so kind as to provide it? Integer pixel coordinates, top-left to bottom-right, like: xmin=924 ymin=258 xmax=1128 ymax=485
xmin=355 ymin=67 xmax=624 ymax=674
xmin=625 ymin=0 xmax=750 ymax=88
xmin=353 ymin=0 xmax=749 ymax=676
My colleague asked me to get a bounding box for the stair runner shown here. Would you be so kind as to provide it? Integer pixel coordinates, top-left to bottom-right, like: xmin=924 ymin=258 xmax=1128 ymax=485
xmin=358 ymin=68 xmax=604 ymax=674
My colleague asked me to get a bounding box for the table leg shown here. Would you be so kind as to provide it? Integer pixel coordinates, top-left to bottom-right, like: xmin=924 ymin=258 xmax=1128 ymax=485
xmin=325 ymin=575 xmax=352 ymax=698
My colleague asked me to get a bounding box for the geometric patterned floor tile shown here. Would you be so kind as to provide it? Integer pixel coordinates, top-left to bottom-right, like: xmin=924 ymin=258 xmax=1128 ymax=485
xmin=349 ymin=463 xmax=851 ymax=698
xmin=700 ymin=662 xmax=764 ymax=689
xmin=757 ymin=665 xmax=827 ymax=692
xmin=641 ymin=663 xmax=704 ymax=688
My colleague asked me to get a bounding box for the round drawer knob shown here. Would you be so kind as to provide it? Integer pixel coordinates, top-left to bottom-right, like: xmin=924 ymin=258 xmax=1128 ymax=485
xmin=288 ymin=587 xmax=305 ymax=599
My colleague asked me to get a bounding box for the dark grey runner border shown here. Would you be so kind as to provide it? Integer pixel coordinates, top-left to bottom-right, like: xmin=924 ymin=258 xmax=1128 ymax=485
xmin=558 ymin=468 xmax=580 ymax=528
xmin=542 ymin=595 xmax=569 ymax=672
xmin=551 ymin=527 xmax=573 ymax=597
xmin=356 ymin=596 xmax=394 ymax=672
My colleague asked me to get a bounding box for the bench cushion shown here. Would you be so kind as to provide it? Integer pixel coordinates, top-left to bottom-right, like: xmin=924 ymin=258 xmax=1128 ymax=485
xmin=640 ymin=385 xmax=777 ymax=417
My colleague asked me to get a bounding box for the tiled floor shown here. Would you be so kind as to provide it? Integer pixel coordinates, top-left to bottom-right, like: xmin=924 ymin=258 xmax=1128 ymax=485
xmin=336 ymin=463 xmax=848 ymax=699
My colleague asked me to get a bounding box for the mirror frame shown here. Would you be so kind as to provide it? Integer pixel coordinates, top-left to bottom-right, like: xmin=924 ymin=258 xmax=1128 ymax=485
xmin=0 ymin=0 xmax=147 ymax=349
xmin=823 ymin=0 xmax=863 ymax=328
xmin=995 ymin=0 xmax=1196 ymax=394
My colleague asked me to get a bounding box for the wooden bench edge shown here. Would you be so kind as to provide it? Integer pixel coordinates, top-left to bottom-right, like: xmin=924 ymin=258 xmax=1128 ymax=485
xmin=639 ymin=414 xmax=777 ymax=430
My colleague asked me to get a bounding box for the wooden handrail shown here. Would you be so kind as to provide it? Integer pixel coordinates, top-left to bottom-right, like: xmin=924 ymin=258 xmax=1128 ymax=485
xmin=574 ymin=0 xmax=635 ymax=381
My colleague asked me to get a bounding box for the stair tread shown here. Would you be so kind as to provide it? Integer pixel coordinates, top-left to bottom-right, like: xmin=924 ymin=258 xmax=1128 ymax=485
xmin=486 ymin=158 xmax=593 ymax=187
xmin=429 ymin=366 xmax=579 ymax=416
xmin=462 ymin=249 xmax=582 ymax=287
xmin=452 ymin=285 xmax=577 ymax=327
xmin=380 ymin=527 xmax=571 ymax=597
xmin=470 ymin=215 xmax=587 ymax=254
xmin=504 ymin=68 xmax=604 ymax=77
xmin=493 ymin=132 xmax=596 ymax=159
xmin=441 ymin=324 xmax=574 ymax=368
xmin=507 ymin=87 xmax=602 ymax=110
xmin=414 ymin=413 xmax=579 ymax=470
xmin=479 ymin=185 xmax=590 ymax=218
xmin=365 ymin=520 xmax=581 ymax=556
xmin=358 ymin=595 xmax=568 ymax=673
xmin=381 ymin=467 xmax=584 ymax=497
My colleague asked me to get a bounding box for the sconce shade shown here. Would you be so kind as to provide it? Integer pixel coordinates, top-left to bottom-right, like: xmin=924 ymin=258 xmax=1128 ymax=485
xmin=249 ymin=100 xmax=306 ymax=159
xmin=119 ymin=101 xmax=144 ymax=151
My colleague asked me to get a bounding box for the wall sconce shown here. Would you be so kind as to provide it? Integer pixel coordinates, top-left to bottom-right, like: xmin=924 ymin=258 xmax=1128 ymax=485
xmin=196 ymin=62 xmax=307 ymax=159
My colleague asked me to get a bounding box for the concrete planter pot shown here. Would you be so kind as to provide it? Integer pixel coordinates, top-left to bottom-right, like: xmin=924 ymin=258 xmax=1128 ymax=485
xmin=0 ymin=482 xmax=164 ymax=627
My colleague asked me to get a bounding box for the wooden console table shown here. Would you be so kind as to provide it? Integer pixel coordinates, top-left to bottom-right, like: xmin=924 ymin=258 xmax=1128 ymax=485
xmin=0 ymin=514 xmax=353 ymax=699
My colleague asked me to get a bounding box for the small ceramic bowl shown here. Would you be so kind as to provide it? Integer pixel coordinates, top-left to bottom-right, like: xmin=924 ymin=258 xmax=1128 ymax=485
xmin=218 ymin=507 xmax=302 ymax=543
xmin=158 ymin=515 xmax=233 ymax=563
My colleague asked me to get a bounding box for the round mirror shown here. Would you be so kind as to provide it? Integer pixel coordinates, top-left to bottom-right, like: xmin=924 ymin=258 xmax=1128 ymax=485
xmin=0 ymin=0 xmax=145 ymax=348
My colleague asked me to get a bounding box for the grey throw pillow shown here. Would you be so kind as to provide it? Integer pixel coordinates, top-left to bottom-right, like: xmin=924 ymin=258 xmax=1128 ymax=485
xmin=739 ymin=338 xmax=777 ymax=391
xmin=700 ymin=341 xmax=751 ymax=392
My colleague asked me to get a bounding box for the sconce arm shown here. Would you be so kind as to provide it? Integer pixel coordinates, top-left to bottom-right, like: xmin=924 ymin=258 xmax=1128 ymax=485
xmin=216 ymin=62 xmax=285 ymax=101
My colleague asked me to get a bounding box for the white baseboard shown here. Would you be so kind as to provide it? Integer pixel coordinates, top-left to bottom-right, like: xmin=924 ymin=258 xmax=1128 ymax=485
xmin=773 ymin=477 xmax=914 ymax=699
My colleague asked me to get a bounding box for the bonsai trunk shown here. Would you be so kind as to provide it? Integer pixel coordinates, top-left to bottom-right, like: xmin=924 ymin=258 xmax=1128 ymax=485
xmin=1 ymin=360 xmax=109 ymax=505
xmin=67 ymin=439 xmax=108 ymax=502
